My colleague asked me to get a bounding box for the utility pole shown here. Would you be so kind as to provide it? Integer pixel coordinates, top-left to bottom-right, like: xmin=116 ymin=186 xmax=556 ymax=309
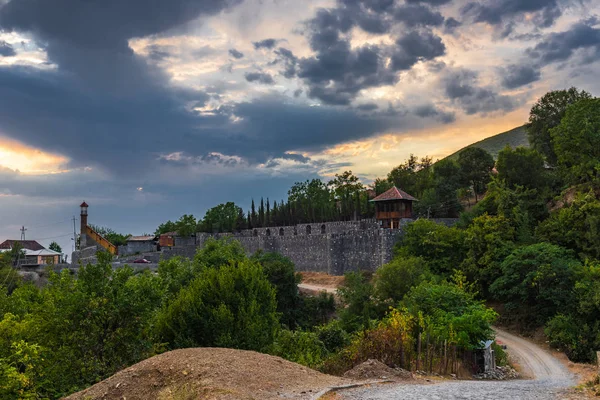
xmin=20 ymin=226 xmax=27 ymax=240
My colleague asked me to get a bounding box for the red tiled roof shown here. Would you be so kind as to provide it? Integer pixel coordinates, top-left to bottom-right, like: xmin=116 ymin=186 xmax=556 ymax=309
xmin=80 ymin=201 xmax=88 ymax=207
xmin=370 ymin=186 xmax=418 ymax=202
xmin=0 ymin=240 xmax=45 ymax=251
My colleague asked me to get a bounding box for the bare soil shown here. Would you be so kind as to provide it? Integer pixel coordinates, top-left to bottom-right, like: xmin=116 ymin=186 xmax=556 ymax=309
xmin=65 ymin=348 xmax=351 ymax=400
xmin=299 ymin=272 xmax=345 ymax=288
xmin=342 ymin=359 xmax=414 ymax=381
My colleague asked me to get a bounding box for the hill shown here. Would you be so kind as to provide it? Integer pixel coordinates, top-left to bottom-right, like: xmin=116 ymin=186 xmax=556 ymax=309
xmin=65 ymin=347 xmax=350 ymax=400
xmin=444 ymin=125 xmax=529 ymax=161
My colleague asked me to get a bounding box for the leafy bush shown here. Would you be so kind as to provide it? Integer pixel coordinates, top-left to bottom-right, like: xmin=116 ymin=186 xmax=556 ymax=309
xmin=490 ymin=243 xmax=581 ymax=326
xmin=297 ymin=292 xmax=336 ymax=329
xmin=337 ymin=271 xmax=383 ymax=332
xmin=492 ymin=342 xmax=509 ymax=367
xmin=270 ymin=329 xmax=327 ymax=369
xmin=315 ymin=320 xmax=351 ymax=353
xmin=374 ymin=256 xmax=430 ymax=303
xmin=154 ymin=259 xmax=279 ymax=351
xmin=545 ymin=314 xmax=595 ymax=362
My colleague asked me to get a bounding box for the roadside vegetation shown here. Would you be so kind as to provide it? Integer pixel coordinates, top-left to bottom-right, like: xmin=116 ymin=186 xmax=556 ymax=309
xmin=0 ymin=87 xmax=598 ymax=399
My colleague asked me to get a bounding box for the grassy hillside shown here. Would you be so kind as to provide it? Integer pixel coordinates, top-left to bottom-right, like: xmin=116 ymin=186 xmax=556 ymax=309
xmin=444 ymin=125 xmax=529 ymax=161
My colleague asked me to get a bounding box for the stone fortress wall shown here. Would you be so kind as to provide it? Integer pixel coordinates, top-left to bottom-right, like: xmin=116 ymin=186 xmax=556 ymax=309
xmin=71 ymin=218 xmax=458 ymax=275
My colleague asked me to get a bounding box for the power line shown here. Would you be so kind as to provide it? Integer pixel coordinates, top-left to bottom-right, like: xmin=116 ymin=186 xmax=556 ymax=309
xmin=28 ymin=232 xmax=74 ymax=242
xmin=25 ymin=218 xmax=72 ymax=230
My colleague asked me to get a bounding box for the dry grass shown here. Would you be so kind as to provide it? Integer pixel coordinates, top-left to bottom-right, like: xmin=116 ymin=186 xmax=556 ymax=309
xmin=299 ymin=272 xmax=345 ymax=288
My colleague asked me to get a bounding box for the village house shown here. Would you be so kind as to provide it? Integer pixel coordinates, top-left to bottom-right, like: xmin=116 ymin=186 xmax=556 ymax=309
xmin=0 ymin=240 xmax=62 ymax=266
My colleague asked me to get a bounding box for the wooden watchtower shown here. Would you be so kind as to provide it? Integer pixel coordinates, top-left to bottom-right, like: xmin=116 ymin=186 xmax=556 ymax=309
xmin=370 ymin=186 xmax=418 ymax=229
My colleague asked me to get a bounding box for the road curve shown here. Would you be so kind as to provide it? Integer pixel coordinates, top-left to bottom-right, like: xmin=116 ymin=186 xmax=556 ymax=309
xmin=337 ymin=328 xmax=576 ymax=400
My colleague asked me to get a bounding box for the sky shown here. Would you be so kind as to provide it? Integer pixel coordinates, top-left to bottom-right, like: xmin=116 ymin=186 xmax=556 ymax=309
xmin=0 ymin=0 xmax=599 ymax=256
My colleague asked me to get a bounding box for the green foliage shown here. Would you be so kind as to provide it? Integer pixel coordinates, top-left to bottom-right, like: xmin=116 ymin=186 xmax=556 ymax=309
xmin=157 ymin=256 xmax=195 ymax=298
xmin=297 ymin=292 xmax=336 ymax=329
xmin=48 ymin=241 xmax=62 ymax=254
xmin=155 ymin=220 xmax=177 ymax=235
xmin=537 ymin=191 xmax=600 ymax=259
xmin=460 ymin=214 xmax=515 ymax=295
xmin=193 ymin=237 xmax=247 ymax=270
xmin=374 ymin=256 xmax=430 ymax=303
xmin=492 ymin=342 xmax=509 ymax=367
xmin=527 ymin=87 xmax=592 ymax=165
xmin=270 ymin=329 xmax=327 ymax=369
xmin=398 ymin=219 xmax=466 ymax=275
xmin=490 ymin=243 xmax=581 ymax=326
xmin=315 ymin=320 xmax=351 ymax=353
xmin=550 ymin=98 xmax=600 ymax=186
xmin=154 ymin=258 xmax=279 ymax=351
xmin=457 ymin=147 xmax=495 ymax=201
xmin=545 ymin=314 xmax=594 ymax=362
xmin=337 ymin=272 xmax=382 ymax=332
xmin=387 ymin=155 xmax=433 ymax=198
xmin=252 ymin=251 xmax=302 ymax=329
xmin=415 ymin=159 xmax=463 ymax=217
xmin=175 ymin=214 xmax=197 ymax=237
xmin=199 ymin=202 xmax=244 ymax=233
xmin=328 ymin=171 xmax=365 ymax=220
xmin=444 ymin=126 xmax=529 ymax=162
xmin=496 ymin=146 xmax=547 ymax=190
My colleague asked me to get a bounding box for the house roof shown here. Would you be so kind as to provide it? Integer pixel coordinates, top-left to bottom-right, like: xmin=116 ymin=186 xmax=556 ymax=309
xmin=0 ymin=240 xmax=45 ymax=251
xmin=80 ymin=201 xmax=88 ymax=207
xmin=127 ymin=235 xmax=156 ymax=242
xmin=160 ymin=232 xmax=177 ymax=237
xmin=370 ymin=186 xmax=418 ymax=202
xmin=24 ymin=248 xmax=61 ymax=257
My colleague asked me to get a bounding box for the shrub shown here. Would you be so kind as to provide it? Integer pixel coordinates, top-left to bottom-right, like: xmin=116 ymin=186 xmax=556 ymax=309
xmin=154 ymin=259 xmax=279 ymax=351
xmin=374 ymin=256 xmax=430 ymax=303
xmin=270 ymin=329 xmax=327 ymax=369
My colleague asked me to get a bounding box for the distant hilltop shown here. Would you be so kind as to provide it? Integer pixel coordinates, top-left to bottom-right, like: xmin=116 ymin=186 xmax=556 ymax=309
xmin=444 ymin=125 xmax=529 ymax=161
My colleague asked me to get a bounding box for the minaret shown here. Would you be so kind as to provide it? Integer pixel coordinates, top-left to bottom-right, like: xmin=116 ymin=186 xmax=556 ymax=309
xmin=80 ymin=201 xmax=88 ymax=248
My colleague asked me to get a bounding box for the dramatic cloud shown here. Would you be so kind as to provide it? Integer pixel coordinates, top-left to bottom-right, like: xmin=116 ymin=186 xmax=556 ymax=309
xmin=393 ymin=4 xmax=444 ymax=28
xmin=245 ymin=71 xmax=275 ymax=84
xmin=229 ymin=48 xmax=244 ymax=59
xmin=464 ymin=0 xmax=562 ymax=29
xmin=413 ymin=104 xmax=456 ymax=124
xmin=391 ymin=30 xmax=446 ymax=71
xmin=442 ymin=68 xmax=519 ymax=115
xmin=253 ymin=38 xmax=278 ymax=50
xmin=500 ymin=64 xmax=541 ymax=89
xmin=0 ymin=40 xmax=15 ymax=56
xmin=526 ymin=20 xmax=600 ymax=64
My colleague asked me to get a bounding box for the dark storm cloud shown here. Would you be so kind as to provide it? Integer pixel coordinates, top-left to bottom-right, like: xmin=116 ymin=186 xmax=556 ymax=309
xmin=391 ymin=30 xmax=446 ymax=71
xmin=463 ymin=0 xmax=562 ymax=29
xmin=245 ymin=71 xmax=275 ymax=84
xmin=442 ymin=68 xmax=520 ymax=115
xmin=145 ymin=44 xmax=175 ymax=61
xmin=297 ymin=2 xmax=446 ymax=105
xmin=500 ymin=64 xmax=541 ymax=89
xmin=356 ymin=103 xmax=379 ymax=111
xmin=393 ymin=4 xmax=444 ymax=28
xmin=413 ymin=104 xmax=456 ymax=123
xmin=229 ymin=48 xmax=244 ymax=59
xmin=0 ymin=40 xmax=15 ymax=56
xmin=526 ymin=20 xmax=600 ymax=64
xmin=274 ymin=47 xmax=298 ymax=78
xmin=405 ymin=0 xmax=453 ymax=5
xmin=444 ymin=17 xmax=461 ymax=33
xmin=252 ymin=38 xmax=278 ymax=50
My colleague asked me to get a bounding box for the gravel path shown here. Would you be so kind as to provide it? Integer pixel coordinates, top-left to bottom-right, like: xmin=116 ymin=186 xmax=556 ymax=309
xmin=337 ymin=328 xmax=576 ymax=400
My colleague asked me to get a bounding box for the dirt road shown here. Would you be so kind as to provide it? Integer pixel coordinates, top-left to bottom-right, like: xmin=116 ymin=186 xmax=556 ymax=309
xmin=298 ymin=283 xmax=338 ymax=294
xmin=337 ymin=328 xmax=576 ymax=400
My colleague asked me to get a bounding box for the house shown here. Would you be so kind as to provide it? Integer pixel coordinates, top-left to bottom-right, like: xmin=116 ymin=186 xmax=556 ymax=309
xmin=0 ymin=240 xmax=62 ymax=266
xmin=370 ymin=186 xmax=418 ymax=229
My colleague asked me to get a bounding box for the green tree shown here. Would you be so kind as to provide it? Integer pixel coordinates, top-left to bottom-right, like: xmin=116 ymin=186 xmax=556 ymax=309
xmin=199 ymin=202 xmax=243 ymax=233
xmin=338 ymin=272 xmax=382 ymax=332
xmin=550 ymin=98 xmax=600 ymax=186
xmin=48 ymin=241 xmax=62 ymax=254
xmin=397 ymin=219 xmax=466 ymax=275
xmin=457 ymin=147 xmax=495 ymax=202
xmin=496 ymin=146 xmax=547 ymax=190
xmin=193 ymin=237 xmax=247 ymax=270
xmin=252 ymin=252 xmax=302 ymax=329
xmin=154 ymin=259 xmax=279 ymax=350
xmin=154 ymin=220 xmax=177 ymax=235
xmin=328 ymin=171 xmax=364 ymax=221
xmin=374 ymin=256 xmax=430 ymax=304
xmin=460 ymin=214 xmax=515 ymax=296
xmin=490 ymin=243 xmax=582 ymax=326
xmin=415 ymin=159 xmax=463 ymax=217
xmin=527 ymin=87 xmax=592 ymax=165
xmin=536 ymin=191 xmax=600 ymax=259
xmin=175 ymin=214 xmax=197 ymax=237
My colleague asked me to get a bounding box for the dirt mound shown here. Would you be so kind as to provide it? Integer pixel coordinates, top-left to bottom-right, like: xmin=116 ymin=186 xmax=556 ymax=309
xmin=66 ymin=348 xmax=350 ymax=400
xmin=343 ymin=359 xmax=414 ymax=381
